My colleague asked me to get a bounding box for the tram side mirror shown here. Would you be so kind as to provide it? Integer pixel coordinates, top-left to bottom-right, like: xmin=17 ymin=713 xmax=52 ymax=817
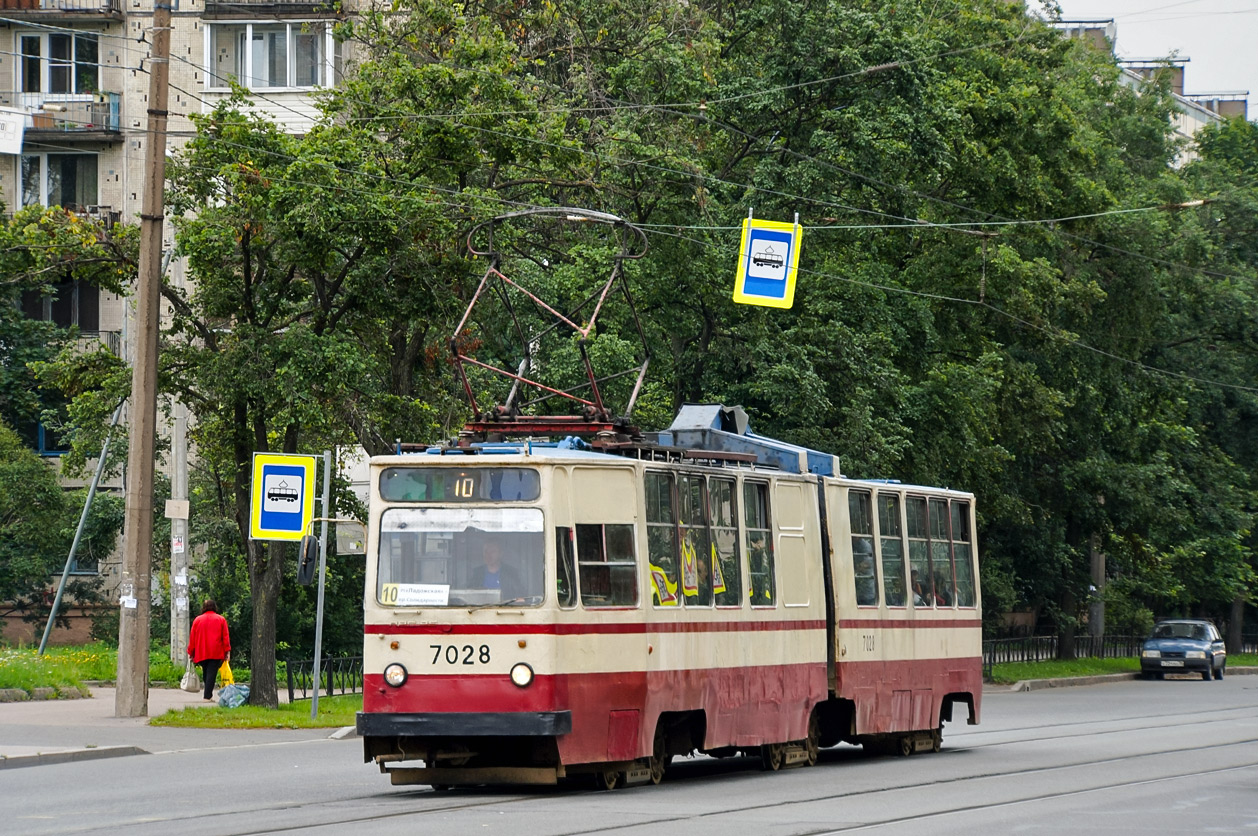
xmin=296 ymin=534 xmax=319 ymax=586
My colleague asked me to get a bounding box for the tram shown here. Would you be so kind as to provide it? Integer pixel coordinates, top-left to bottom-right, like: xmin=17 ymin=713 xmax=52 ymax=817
xmin=356 ymin=403 xmax=982 ymax=788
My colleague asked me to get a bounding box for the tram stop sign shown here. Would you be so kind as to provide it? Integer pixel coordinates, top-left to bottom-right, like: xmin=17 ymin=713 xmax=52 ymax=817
xmin=249 ymin=453 xmax=316 ymax=541
xmin=732 ymin=216 xmax=803 ymax=309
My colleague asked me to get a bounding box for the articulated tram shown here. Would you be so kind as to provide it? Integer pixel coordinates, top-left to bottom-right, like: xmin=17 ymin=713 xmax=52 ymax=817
xmin=356 ymin=405 xmax=982 ymax=788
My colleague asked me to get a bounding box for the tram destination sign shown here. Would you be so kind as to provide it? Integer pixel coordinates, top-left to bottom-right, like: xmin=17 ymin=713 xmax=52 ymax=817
xmin=732 ymin=216 xmax=803 ymax=309
xmin=249 ymin=453 xmax=316 ymax=541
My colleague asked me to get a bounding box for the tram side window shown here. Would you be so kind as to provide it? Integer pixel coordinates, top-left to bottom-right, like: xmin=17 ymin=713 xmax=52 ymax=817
xmin=646 ymin=471 xmax=681 ymax=606
xmin=556 ymin=527 xmax=577 ymax=608
xmin=744 ymin=481 xmax=775 ymax=606
xmin=951 ymin=501 xmax=976 ymax=607
xmin=710 ymin=477 xmax=741 ymax=607
xmin=906 ymin=497 xmax=935 ymax=607
xmin=929 ymin=498 xmax=955 ymax=607
xmin=576 ymin=524 xmax=639 ymax=608
xmin=850 ymin=490 xmax=877 ymax=606
xmin=678 ymin=474 xmax=713 ymax=607
xmin=878 ymin=493 xmax=907 ymax=607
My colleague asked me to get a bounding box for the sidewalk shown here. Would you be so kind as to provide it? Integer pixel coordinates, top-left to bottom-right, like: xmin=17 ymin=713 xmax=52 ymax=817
xmin=0 ymin=686 xmax=338 ymax=769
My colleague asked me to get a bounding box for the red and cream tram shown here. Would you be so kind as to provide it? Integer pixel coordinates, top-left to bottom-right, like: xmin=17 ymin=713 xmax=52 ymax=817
xmin=357 ymin=404 xmax=982 ymax=788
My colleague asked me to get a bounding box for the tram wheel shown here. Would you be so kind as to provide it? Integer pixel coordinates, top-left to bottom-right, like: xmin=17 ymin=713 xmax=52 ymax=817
xmin=931 ymin=729 xmax=942 ymax=754
xmin=594 ymin=768 xmax=623 ymax=791
xmin=896 ymin=736 xmax=913 ymax=757
xmin=430 ymin=784 xmax=451 ymax=792
xmin=759 ymin=742 xmax=785 ymax=772
xmin=803 ymin=712 xmax=821 ymax=767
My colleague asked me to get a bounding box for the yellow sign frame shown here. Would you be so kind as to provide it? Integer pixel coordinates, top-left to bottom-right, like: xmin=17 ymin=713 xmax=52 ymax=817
xmin=249 ymin=453 xmax=316 ymax=541
xmin=732 ymin=217 xmax=803 ymax=309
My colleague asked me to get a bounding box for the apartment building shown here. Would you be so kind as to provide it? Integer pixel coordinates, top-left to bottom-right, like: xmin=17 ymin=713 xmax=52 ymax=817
xmin=1 ymin=0 xmax=343 ymax=355
xmin=1056 ymin=18 xmax=1249 ymax=164
xmin=0 ymin=0 xmax=345 ymax=642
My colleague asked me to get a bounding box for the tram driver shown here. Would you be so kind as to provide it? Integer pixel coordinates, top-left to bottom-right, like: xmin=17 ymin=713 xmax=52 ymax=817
xmin=470 ymin=539 xmax=525 ymax=601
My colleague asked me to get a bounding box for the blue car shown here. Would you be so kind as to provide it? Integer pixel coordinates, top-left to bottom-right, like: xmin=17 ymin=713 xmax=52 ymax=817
xmin=1140 ymin=620 xmax=1227 ymax=681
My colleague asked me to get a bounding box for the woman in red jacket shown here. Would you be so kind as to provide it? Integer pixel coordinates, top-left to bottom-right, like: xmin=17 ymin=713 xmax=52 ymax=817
xmin=188 ymin=599 xmax=231 ymax=701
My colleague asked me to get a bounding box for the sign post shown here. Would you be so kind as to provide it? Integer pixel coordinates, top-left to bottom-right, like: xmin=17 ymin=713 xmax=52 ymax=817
xmin=732 ymin=212 xmax=803 ymax=309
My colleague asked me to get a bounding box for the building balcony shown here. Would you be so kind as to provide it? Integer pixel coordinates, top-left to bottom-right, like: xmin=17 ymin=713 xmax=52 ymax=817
xmin=0 ymin=0 xmax=121 ymax=19
xmin=0 ymin=92 xmax=122 ymax=142
xmin=76 ymin=329 xmax=122 ymax=357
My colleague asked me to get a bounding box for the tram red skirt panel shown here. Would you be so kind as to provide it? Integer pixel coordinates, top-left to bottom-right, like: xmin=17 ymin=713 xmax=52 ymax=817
xmin=364 ymin=662 xmax=826 ymax=766
xmin=837 ymin=656 xmax=983 ymax=734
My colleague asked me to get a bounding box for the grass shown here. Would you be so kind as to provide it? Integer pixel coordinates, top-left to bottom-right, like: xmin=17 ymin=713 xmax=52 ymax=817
xmin=150 ymin=693 xmax=362 ymax=728
xmin=0 ymin=642 xmax=202 ymax=692
xmin=989 ymin=652 xmax=1258 ymax=685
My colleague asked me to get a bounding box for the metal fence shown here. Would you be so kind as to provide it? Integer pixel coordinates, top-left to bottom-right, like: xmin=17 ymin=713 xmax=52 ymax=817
xmin=285 ymin=655 xmax=363 ymax=702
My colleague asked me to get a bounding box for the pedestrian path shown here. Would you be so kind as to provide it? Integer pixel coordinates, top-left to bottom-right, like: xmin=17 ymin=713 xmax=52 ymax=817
xmin=0 ymin=686 xmax=333 ymax=769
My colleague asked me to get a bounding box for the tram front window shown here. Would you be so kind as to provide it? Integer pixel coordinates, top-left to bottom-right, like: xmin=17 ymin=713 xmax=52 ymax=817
xmin=376 ymin=507 xmax=545 ymax=607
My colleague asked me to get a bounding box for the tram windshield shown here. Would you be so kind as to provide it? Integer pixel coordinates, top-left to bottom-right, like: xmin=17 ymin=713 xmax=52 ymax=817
xmin=376 ymin=507 xmax=545 ymax=607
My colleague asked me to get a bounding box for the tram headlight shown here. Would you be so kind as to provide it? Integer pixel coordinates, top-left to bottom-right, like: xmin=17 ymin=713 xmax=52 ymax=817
xmin=510 ymin=662 xmax=534 ymax=688
xmin=383 ymin=663 xmax=408 ymax=687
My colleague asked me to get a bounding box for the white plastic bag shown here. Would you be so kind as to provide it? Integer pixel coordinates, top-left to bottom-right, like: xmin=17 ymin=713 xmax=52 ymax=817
xmin=180 ymin=659 xmax=201 ymax=693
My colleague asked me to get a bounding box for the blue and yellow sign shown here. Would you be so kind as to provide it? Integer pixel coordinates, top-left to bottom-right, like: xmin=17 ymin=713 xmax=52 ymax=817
xmin=733 ymin=217 xmax=803 ymax=309
xmin=249 ymin=453 xmax=316 ymax=541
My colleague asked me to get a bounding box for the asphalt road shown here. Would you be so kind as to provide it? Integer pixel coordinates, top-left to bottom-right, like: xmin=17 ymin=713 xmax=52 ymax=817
xmin=3 ymin=676 xmax=1256 ymax=835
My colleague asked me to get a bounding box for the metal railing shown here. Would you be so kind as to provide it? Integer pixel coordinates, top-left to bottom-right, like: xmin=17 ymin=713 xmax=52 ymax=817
xmin=76 ymin=330 xmax=121 ymax=357
xmin=0 ymin=0 xmax=120 ymax=10
xmin=983 ymin=634 xmax=1143 ymax=680
xmin=285 ymin=655 xmax=363 ymax=702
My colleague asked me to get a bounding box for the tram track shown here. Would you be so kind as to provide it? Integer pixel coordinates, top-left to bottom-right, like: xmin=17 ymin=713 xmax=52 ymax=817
xmin=202 ymin=735 xmax=1258 ymax=836
xmin=41 ymin=707 xmax=1257 ymax=836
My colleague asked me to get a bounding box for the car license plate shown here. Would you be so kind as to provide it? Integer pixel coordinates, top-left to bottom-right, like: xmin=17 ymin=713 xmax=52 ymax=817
xmin=1161 ymin=660 xmax=1184 ymax=667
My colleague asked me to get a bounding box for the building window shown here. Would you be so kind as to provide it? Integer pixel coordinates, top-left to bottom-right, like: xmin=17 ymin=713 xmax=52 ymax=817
xmin=20 ymin=32 xmax=98 ymax=95
xmin=21 ymin=278 xmax=99 ymax=330
xmin=207 ymin=22 xmax=337 ymax=90
xmin=21 ymin=153 xmax=98 ymax=211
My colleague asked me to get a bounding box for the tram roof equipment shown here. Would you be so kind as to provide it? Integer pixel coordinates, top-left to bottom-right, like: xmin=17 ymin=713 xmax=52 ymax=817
xmin=651 ymin=404 xmax=839 ymax=477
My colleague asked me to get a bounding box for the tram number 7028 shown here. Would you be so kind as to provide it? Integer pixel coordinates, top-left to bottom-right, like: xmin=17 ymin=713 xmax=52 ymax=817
xmin=430 ymin=644 xmax=492 ymax=665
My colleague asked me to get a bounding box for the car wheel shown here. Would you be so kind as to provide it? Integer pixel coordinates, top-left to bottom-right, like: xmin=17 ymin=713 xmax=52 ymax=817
xmin=1214 ymin=663 xmax=1224 ymax=680
xmin=1154 ymin=672 xmax=1164 ymax=680
xmin=1201 ymin=669 xmax=1212 ymax=681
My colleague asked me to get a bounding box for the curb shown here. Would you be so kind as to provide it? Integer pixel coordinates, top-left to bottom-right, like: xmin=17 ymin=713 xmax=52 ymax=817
xmin=990 ymin=665 xmax=1258 ymax=693
xmin=329 ymin=725 xmax=359 ymax=740
xmin=0 ymin=685 xmax=91 ymax=703
xmin=0 ymin=746 xmax=149 ymax=770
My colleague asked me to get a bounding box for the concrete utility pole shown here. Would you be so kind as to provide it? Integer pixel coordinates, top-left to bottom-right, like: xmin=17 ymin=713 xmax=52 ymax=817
xmin=116 ymin=0 xmax=173 ymax=718
xmin=169 ymin=400 xmax=189 ymax=663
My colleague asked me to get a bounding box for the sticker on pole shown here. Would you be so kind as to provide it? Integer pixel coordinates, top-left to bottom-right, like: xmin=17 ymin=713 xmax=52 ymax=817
xmin=249 ymin=453 xmax=316 ymax=541
xmin=733 ymin=216 xmax=802 ymax=309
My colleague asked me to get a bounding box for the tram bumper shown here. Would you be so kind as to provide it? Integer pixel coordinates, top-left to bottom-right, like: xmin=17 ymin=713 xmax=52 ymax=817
xmin=357 ymin=710 xmax=572 ymax=738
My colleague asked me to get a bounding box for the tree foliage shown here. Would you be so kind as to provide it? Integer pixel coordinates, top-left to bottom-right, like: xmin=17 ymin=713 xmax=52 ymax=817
xmin=38 ymin=0 xmax=1258 ymax=677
